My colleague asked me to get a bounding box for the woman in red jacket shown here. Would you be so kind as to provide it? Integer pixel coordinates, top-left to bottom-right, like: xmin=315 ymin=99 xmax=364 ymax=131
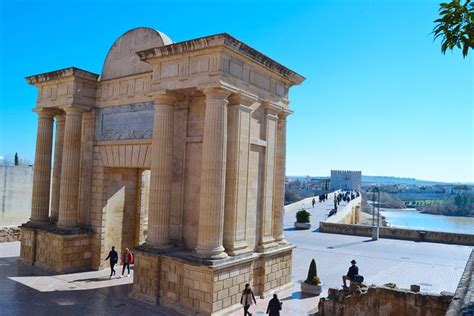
xmin=121 ymin=248 xmax=134 ymax=277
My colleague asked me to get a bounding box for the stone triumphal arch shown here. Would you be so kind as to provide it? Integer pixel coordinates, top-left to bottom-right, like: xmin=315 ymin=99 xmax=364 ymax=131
xmin=20 ymin=27 xmax=304 ymax=314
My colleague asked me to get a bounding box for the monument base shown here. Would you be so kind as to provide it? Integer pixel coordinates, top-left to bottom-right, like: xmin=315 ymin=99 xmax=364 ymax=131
xmin=19 ymin=223 xmax=92 ymax=273
xmin=130 ymin=244 xmax=294 ymax=315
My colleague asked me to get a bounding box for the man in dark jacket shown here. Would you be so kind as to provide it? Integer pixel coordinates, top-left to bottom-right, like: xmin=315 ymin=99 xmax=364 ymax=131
xmin=266 ymin=294 xmax=282 ymax=316
xmin=105 ymin=246 xmax=118 ymax=279
xmin=342 ymin=259 xmax=359 ymax=288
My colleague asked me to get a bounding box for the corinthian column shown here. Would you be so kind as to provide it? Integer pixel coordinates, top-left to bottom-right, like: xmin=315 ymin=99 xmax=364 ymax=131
xmin=195 ymin=87 xmax=231 ymax=259
xmin=30 ymin=108 xmax=55 ymax=223
xmin=273 ymin=114 xmax=288 ymax=244
xmin=57 ymin=108 xmax=83 ymax=228
xmin=50 ymin=113 xmax=65 ymax=222
xmin=146 ymin=93 xmax=176 ymax=248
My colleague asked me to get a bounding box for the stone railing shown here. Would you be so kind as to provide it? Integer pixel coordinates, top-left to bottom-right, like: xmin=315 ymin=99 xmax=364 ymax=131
xmin=323 ymin=196 xmax=361 ymax=225
xmin=0 ymin=226 xmax=21 ymax=242
xmin=446 ymin=250 xmax=474 ymax=315
xmin=319 ymin=222 xmax=474 ymax=246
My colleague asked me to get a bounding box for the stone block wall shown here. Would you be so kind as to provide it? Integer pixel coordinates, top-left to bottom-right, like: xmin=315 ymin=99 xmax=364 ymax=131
xmin=254 ymin=249 xmax=292 ymax=296
xmin=446 ymin=250 xmax=474 ymax=315
xmin=19 ymin=227 xmax=35 ymax=262
xmin=320 ymin=286 xmax=453 ymax=316
xmin=0 ymin=226 xmax=21 ymax=242
xmin=131 ymin=247 xmax=293 ymax=315
xmin=130 ymin=250 xmax=161 ymax=304
xmin=19 ymin=227 xmax=92 ymax=273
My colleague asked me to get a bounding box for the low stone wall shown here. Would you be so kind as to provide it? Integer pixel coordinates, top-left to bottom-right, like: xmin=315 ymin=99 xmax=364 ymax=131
xmin=0 ymin=226 xmax=21 ymax=242
xmin=446 ymin=250 xmax=474 ymax=315
xmin=130 ymin=245 xmax=293 ymax=315
xmin=319 ymin=222 xmax=474 ymax=246
xmin=319 ymin=285 xmax=453 ymax=316
xmin=324 ymin=197 xmax=361 ymax=225
xmin=20 ymin=225 xmax=92 ymax=273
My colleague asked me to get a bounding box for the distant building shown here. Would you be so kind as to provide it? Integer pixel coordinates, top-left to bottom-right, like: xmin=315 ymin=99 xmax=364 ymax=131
xmin=330 ymin=170 xmax=361 ymax=191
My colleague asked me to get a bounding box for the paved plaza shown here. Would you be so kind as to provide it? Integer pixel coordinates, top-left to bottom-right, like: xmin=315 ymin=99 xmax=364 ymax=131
xmin=0 ymin=195 xmax=472 ymax=315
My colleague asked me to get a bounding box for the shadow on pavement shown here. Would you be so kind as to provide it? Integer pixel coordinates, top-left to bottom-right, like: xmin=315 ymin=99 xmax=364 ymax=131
xmin=327 ymin=239 xmax=374 ymax=249
xmin=280 ymin=290 xmax=319 ymax=301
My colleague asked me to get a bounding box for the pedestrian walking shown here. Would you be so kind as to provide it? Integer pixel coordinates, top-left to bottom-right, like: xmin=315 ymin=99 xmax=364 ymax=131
xmin=312 ymin=198 xmax=316 ymax=208
xmin=266 ymin=293 xmax=282 ymax=316
xmin=105 ymin=246 xmax=118 ymax=279
xmin=121 ymin=248 xmax=134 ymax=277
xmin=240 ymin=283 xmax=257 ymax=316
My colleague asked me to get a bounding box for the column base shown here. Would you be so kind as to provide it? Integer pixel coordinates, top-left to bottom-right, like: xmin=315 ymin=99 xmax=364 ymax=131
xmin=224 ymin=241 xmax=251 ymax=256
xmin=194 ymin=246 xmax=228 ymax=260
xmin=29 ymin=219 xmax=50 ymax=225
xmin=19 ymin=224 xmax=92 ymax=273
xmin=275 ymin=236 xmax=289 ymax=245
xmin=130 ymin=244 xmax=294 ymax=315
xmin=257 ymin=236 xmax=278 ymax=253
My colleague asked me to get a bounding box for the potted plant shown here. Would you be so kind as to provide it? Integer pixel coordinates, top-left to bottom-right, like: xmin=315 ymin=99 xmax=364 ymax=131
xmin=294 ymin=207 xmax=311 ymax=229
xmin=301 ymin=258 xmax=322 ymax=295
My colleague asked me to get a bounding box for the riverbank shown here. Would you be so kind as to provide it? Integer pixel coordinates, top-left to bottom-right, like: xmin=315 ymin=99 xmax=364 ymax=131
xmin=381 ymin=208 xmax=474 ymax=235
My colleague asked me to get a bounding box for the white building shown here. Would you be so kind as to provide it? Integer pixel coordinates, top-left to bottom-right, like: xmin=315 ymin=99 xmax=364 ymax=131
xmin=330 ymin=170 xmax=361 ymax=191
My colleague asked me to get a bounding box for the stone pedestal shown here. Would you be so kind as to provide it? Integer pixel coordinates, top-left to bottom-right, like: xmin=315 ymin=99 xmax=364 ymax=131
xmin=20 ymin=225 xmax=92 ymax=273
xmin=131 ymin=245 xmax=293 ymax=315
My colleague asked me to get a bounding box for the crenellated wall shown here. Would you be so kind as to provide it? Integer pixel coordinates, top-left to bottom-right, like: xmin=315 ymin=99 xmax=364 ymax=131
xmin=330 ymin=170 xmax=361 ymax=191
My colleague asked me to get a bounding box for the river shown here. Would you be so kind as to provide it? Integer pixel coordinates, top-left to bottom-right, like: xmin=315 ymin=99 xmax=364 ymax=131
xmin=380 ymin=208 xmax=474 ymax=235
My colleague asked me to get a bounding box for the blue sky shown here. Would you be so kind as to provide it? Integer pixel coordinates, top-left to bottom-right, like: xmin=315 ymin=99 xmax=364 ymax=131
xmin=0 ymin=0 xmax=472 ymax=182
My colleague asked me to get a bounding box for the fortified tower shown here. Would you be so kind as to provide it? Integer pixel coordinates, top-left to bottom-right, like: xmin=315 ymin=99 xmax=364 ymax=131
xmin=20 ymin=28 xmax=304 ymax=314
xmin=330 ymin=170 xmax=362 ymax=191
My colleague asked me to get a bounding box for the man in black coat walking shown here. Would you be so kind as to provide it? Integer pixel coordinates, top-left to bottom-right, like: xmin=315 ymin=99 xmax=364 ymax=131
xmin=266 ymin=294 xmax=282 ymax=316
xmin=105 ymin=246 xmax=118 ymax=279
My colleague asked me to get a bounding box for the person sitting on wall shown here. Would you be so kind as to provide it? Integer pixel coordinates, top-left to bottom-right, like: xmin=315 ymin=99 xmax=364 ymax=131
xmin=342 ymin=259 xmax=359 ymax=288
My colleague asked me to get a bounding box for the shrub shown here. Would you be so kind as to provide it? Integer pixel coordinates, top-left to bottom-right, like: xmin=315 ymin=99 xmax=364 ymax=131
xmin=304 ymin=258 xmax=320 ymax=285
xmin=296 ymin=208 xmax=311 ymax=223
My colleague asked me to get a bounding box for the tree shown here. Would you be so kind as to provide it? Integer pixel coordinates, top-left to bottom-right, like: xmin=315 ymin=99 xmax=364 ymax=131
xmin=433 ymin=0 xmax=474 ymax=58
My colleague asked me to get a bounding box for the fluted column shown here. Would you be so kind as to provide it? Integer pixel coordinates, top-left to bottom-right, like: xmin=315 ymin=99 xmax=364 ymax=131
xmin=195 ymin=87 xmax=231 ymax=259
xmin=30 ymin=108 xmax=55 ymax=223
xmin=146 ymin=93 xmax=176 ymax=248
xmin=223 ymin=99 xmax=252 ymax=256
xmin=273 ymin=114 xmax=288 ymax=243
xmin=57 ymin=108 xmax=83 ymax=228
xmin=50 ymin=113 xmax=65 ymax=222
xmin=258 ymin=110 xmax=278 ymax=252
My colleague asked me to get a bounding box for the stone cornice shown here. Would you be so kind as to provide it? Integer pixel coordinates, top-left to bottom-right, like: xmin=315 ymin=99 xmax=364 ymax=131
xmin=136 ymin=33 xmax=305 ymax=86
xmin=25 ymin=67 xmax=99 ymax=85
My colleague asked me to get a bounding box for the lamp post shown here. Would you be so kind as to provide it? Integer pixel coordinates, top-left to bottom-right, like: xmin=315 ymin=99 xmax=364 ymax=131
xmin=372 ymin=187 xmax=380 ymax=240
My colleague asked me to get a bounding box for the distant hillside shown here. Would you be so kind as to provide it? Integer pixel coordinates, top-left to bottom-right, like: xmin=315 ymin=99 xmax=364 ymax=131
xmin=361 ymin=176 xmax=450 ymax=186
xmin=287 ymin=175 xmax=472 ymax=187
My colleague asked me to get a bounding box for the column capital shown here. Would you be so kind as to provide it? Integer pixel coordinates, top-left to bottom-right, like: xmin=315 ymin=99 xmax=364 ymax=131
xmin=63 ymin=107 xmax=85 ymax=115
xmin=82 ymin=110 xmax=95 ymax=121
xmin=277 ymin=110 xmax=291 ymax=120
xmin=33 ymin=108 xmax=56 ymax=119
xmin=228 ymin=91 xmax=258 ymax=106
xmin=152 ymin=91 xmax=179 ymax=105
xmin=200 ymin=86 xmax=232 ymax=100
xmin=55 ymin=113 xmax=66 ymax=122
